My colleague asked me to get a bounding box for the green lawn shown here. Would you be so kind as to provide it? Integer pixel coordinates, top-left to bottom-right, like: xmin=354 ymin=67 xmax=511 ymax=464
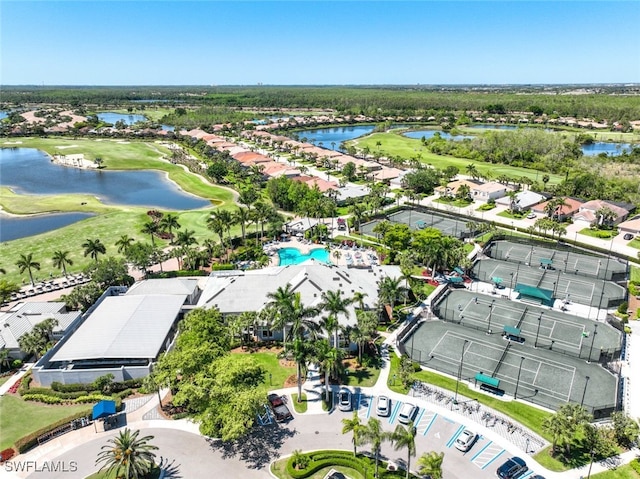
xmin=0 ymin=394 xmax=91 ymax=450
xmin=231 ymin=350 xmax=297 ymax=390
xmin=533 ymin=446 xmax=571 ymax=472
xmin=590 ymin=466 xmax=640 ymax=479
xmin=631 ymin=266 xmax=640 ymax=282
xmin=579 ymin=228 xmax=618 ymax=240
xmin=342 ymin=362 xmax=381 ymax=388
xmin=434 ymin=197 xmax=474 ymax=208
xmin=291 ymin=393 xmax=308 ymax=413
xmin=349 ymin=132 xmax=564 ymax=184
xmin=387 ymin=355 xmax=551 ymax=439
xmin=628 ymin=238 xmax=640 ymax=251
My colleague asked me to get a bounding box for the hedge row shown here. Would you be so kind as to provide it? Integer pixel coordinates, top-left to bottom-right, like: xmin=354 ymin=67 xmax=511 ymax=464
xmin=50 ymin=378 xmax=142 ymax=393
xmin=14 ymin=410 xmax=91 ymax=453
xmin=21 ymin=393 xmax=117 ymax=405
xmin=286 ymin=451 xmax=412 ymax=479
xmin=22 ymin=394 xmax=63 ymax=404
xmin=24 ymin=387 xmax=92 ymax=400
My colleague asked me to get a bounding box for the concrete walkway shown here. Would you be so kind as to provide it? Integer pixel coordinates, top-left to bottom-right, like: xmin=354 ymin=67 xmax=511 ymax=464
xmin=0 ymin=363 xmax=33 ymax=396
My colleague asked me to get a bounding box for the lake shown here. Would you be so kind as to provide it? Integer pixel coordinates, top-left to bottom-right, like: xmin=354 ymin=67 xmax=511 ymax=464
xmin=0 ymin=148 xmax=211 ymax=240
xmin=97 ymin=112 xmax=147 ymax=125
xmin=582 ymin=142 xmax=632 ymax=156
xmin=403 ymin=130 xmax=474 ymax=141
xmin=296 ymin=125 xmax=376 ymax=149
xmin=0 ymin=111 xmax=8 ymax=120
xmin=0 ymin=212 xmax=95 ymax=242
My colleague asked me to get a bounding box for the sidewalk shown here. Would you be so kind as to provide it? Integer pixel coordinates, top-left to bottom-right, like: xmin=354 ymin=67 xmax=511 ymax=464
xmin=0 ymin=363 xmax=33 ymax=396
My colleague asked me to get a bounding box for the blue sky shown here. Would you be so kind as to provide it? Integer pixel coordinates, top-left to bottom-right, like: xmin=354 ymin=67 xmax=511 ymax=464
xmin=1 ymin=1 xmax=638 ymax=85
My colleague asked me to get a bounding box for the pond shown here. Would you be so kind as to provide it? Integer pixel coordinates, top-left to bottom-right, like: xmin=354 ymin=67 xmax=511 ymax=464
xmin=295 ymin=125 xmax=376 ymax=150
xmin=0 ymin=148 xmax=211 ymax=240
xmin=582 ymin=142 xmax=632 ymax=156
xmin=97 ymin=112 xmax=147 ymax=125
xmin=0 ymin=111 xmax=8 ymax=120
xmin=0 ymin=212 xmax=95 ymax=242
xmin=403 ymin=130 xmax=474 ymax=141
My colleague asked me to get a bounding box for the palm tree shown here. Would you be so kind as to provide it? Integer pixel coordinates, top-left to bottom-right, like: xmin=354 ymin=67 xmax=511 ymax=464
xmin=82 ymin=238 xmax=106 ymax=262
xmin=16 ymin=253 xmax=41 ymax=287
xmin=266 ymin=284 xmax=297 ymax=351
xmin=115 ymin=235 xmax=135 ymax=254
xmin=175 ymin=229 xmax=198 ymax=247
xmin=234 ymin=207 xmax=250 ymax=242
xmin=341 ymin=411 xmax=364 ymax=456
xmin=51 ymin=250 xmax=73 ymax=277
xmin=417 ymin=451 xmax=445 ymax=479
xmin=313 ymin=339 xmax=344 ymax=403
xmin=465 ymin=163 xmax=480 ymax=180
xmin=159 ymin=213 xmax=181 ymax=244
xmin=207 ymin=213 xmax=226 ymax=255
xmin=140 ymin=220 xmax=159 ymax=246
xmin=361 ymin=417 xmax=390 ymax=479
xmin=95 ymin=428 xmax=158 ymax=479
xmin=348 ymin=202 xmax=366 ymax=233
xmin=391 ymin=421 xmax=417 ymax=479
xmin=320 ymin=290 xmax=352 ymax=348
xmin=378 ymin=276 xmax=407 ymax=315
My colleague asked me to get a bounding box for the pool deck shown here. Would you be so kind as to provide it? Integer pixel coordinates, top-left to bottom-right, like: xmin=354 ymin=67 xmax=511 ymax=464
xmin=265 ymin=237 xmax=379 ymax=268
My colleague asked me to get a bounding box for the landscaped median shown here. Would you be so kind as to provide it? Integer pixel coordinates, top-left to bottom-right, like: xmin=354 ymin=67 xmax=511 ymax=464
xmin=270 ymin=449 xmax=418 ymax=479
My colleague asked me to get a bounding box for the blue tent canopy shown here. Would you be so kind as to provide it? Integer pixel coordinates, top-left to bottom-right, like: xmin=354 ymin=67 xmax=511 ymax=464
xmin=447 ymin=276 xmax=464 ymax=283
xmin=454 ymin=267 xmax=465 ymax=275
xmin=93 ymin=400 xmax=116 ymax=420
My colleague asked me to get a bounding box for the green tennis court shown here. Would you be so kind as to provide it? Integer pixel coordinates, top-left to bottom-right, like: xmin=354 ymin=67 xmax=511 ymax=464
xmin=360 ymin=207 xmax=474 ymax=239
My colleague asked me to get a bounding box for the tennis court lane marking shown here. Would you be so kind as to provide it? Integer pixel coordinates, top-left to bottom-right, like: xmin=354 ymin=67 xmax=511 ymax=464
xmin=388 ymin=400 xmax=402 ymax=424
xmin=446 ymin=424 xmax=466 ymax=448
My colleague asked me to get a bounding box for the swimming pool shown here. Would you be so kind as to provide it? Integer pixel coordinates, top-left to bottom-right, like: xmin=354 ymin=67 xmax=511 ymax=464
xmin=278 ymin=247 xmax=331 ymax=265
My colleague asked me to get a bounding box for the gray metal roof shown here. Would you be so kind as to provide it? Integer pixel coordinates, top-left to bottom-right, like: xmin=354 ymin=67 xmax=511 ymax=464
xmin=0 ymin=302 xmax=80 ymax=350
xmin=197 ymin=263 xmax=402 ymax=328
xmin=50 ymin=294 xmax=186 ymax=361
xmin=125 ymin=278 xmax=199 ymax=297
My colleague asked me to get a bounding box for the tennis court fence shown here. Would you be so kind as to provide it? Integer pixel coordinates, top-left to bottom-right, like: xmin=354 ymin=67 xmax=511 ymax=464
xmin=405 ymin=344 xmax=618 ymax=417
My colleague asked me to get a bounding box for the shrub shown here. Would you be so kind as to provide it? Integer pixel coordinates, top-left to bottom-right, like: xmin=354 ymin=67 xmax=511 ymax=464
xmin=21 ymin=394 xmax=63 ymax=404
xmin=18 ymin=372 xmax=32 ymax=395
xmin=51 ymin=381 xmax=94 ymax=393
xmin=74 ymin=394 xmax=113 ymax=404
xmin=14 ymin=410 xmax=91 ymax=453
xmin=618 ymin=302 xmax=629 ymax=314
xmin=11 ymin=359 xmax=22 ymax=369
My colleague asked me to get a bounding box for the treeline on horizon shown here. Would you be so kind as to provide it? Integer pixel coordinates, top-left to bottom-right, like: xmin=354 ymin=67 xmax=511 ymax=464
xmin=2 ymin=85 xmax=640 ymax=122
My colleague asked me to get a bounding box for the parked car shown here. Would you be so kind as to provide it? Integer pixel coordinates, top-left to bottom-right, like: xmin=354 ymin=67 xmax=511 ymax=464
xmin=267 ymin=393 xmax=293 ymax=422
xmin=496 ymin=457 xmax=528 ymax=479
xmin=623 ymin=233 xmax=634 ymax=240
xmin=376 ymin=395 xmax=391 ymax=417
xmin=397 ymin=402 xmax=418 ymax=425
xmin=503 ymin=333 xmax=525 ymax=344
xmin=531 ymin=475 xmax=546 ymax=479
xmin=338 ymin=388 xmax=352 ymax=411
xmin=526 ymin=212 xmax=536 ymax=219
xmin=454 ymin=429 xmax=478 ymax=452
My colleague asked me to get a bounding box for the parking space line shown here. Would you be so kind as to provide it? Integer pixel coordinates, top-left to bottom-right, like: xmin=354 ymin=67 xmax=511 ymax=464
xmin=446 ymin=425 xmax=466 ymax=448
xmin=470 ymin=440 xmax=492 ymax=462
xmin=389 ymin=400 xmax=402 ymax=424
xmin=413 ymin=408 xmax=424 ymax=426
xmin=421 ymin=413 xmax=438 ymax=435
xmin=356 ymin=394 xmax=372 ymax=419
xmin=519 ymin=472 xmax=534 ymax=479
xmin=481 ymin=449 xmax=506 ymax=470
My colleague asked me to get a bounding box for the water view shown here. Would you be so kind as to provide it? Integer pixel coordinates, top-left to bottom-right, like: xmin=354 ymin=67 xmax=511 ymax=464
xmin=278 ymin=247 xmax=331 ymax=265
xmin=97 ymin=112 xmax=147 ymax=125
xmin=297 ymin=125 xmax=376 ymax=150
xmin=0 ymin=148 xmax=211 ymax=240
xmin=403 ymin=130 xmax=474 ymax=141
xmin=0 ymin=212 xmax=95 ymax=242
xmin=582 ymin=142 xmax=632 ymax=156
xmin=0 ymin=111 xmax=8 ymax=120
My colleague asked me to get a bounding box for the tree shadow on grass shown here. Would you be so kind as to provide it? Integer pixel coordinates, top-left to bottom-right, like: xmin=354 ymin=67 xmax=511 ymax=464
xmin=207 ymin=423 xmax=297 ymax=470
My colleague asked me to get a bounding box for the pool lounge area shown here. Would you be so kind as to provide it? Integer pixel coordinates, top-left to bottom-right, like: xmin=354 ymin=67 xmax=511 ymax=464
xmin=277 ymin=246 xmax=331 ymax=265
xmin=264 ymin=237 xmax=379 ymax=268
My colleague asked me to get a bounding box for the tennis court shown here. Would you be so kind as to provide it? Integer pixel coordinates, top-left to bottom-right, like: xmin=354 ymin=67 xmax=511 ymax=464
xmin=405 ymin=320 xmax=618 ymax=415
xmin=472 ymin=259 xmax=626 ymax=308
xmin=435 ymin=289 xmax=623 ymax=361
xmin=486 ymin=240 xmax=628 ymax=281
xmin=360 ymin=208 xmax=475 ymax=239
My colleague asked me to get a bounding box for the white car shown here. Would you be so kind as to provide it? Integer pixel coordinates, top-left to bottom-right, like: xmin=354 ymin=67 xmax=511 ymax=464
xmin=376 ymin=395 xmax=391 ymax=417
xmin=526 ymin=212 xmax=536 ymax=219
xmin=397 ymin=402 xmax=417 ymax=425
xmin=338 ymin=388 xmax=352 ymax=411
xmin=455 ymin=429 xmax=478 ymax=452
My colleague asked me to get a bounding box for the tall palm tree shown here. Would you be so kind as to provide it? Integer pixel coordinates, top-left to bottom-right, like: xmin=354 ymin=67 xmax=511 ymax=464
xmin=95 ymin=428 xmax=158 ymax=479
xmin=82 ymin=238 xmax=106 ymax=262
xmin=175 ymin=229 xmax=198 ymax=247
xmin=266 ymin=284 xmax=297 ymax=350
xmin=320 ymin=289 xmax=352 ymax=348
xmin=234 ymin=207 xmax=250 ymax=242
xmin=362 ymin=417 xmax=390 ymax=479
xmin=341 ymin=411 xmax=364 ymax=456
xmin=51 ymin=250 xmax=73 ymax=278
xmin=159 ymin=213 xmax=181 ymax=244
xmin=16 ymin=253 xmax=41 ymax=287
xmin=140 ymin=220 xmax=159 ymax=246
xmin=378 ymin=276 xmax=407 ymax=315
xmin=417 ymin=451 xmax=445 ymax=479
xmin=391 ymin=421 xmax=417 ymax=479
xmin=115 ymin=235 xmax=135 ymax=254
xmin=313 ymin=339 xmax=344 ymax=403
xmin=348 ymin=202 xmax=366 ymax=233
xmin=350 ymin=325 xmax=368 ymax=365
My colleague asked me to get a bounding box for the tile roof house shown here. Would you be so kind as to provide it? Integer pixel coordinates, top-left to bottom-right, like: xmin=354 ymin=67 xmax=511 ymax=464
xmin=471 ymin=181 xmax=509 ymax=201
xmin=617 ymin=216 xmax=640 ymax=235
xmin=532 ymin=198 xmax=583 ymax=222
xmin=574 ymin=200 xmax=630 ymax=227
xmin=435 ymin=179 xmax=480 ymax=198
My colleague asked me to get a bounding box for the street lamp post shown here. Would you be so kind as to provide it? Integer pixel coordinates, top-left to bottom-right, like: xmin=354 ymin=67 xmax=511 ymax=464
xmin=535 ymin=313 xmax=543 ymax=348
xmin=509 ymin=272 xmax=514 ymax=293
xmin=581 ymin=375 xmax=591 ymax=407
xmin=487 ymin=301 xmax=494 ymax=335
xmin=454 ymin=340 xmax=469 ymax=405
xmin=514 ymin=356 xmax=525 ymax=400
xmin=587 ymin=324 xmax=598 ymax=364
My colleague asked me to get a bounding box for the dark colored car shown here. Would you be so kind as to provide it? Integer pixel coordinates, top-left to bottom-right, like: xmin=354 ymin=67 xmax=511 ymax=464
xmin=267 ymin=393 xmax=293 ymax=422
xmin=624 ymin=233 xmax=634 ymax=240
xmin=496 ymin=456 xmax=528 ymax=479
